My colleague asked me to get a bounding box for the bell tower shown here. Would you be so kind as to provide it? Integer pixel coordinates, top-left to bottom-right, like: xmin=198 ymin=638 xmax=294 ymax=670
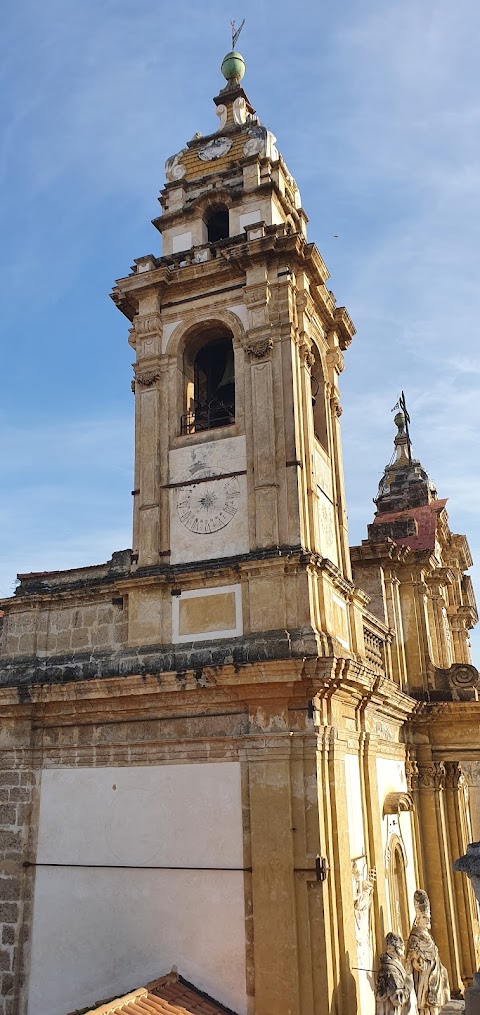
xmin=112 ymin=48 xmax=359 ymax=658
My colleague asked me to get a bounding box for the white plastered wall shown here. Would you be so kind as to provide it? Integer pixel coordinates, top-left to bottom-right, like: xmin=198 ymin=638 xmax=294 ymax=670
xmin=27 ymin=763 xmax=247 ymax=1015
xmin=344 ymin=754 xmax=375 ymax=1015
xmin=169 ymin=435 xmax=248 ymax=565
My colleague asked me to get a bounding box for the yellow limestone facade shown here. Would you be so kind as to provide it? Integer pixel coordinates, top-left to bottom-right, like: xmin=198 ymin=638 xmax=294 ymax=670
xmin=0 ymin=53 xmax=479 ymax=1015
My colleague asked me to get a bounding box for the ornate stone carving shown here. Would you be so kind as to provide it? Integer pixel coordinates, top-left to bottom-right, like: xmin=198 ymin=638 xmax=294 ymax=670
xmin=244 ymin=338 xmax=273 ymax=359
xmin=405 ymin=890 xmax=450 ymax=1014
xmin=417 ymin=762 xmax=446 ymax=791
xmin=448 ymin=663 xmax=480 ymax=698
xmin=165 ymin=151 xmax=186 ymax=181
xmin=383 ymin=792 xmax=415 ymax=816
xmin=454 ymin=844 xmax=480 ymax=1012
xmin=375 ymin=932 xmax=417 ymax=1015
xmin=443 ymin=762 xmax=464 ymax=790
xmin=330 ymin=392 xmax=343 ymax=417
xmin=133 ymin=370 xmax=161 ymax=387
xmin=243 ymin=125 xmax=268 ymax=157
xmin=233 ymin=96 xmax=247 ymax=125
xmin=299 ymin=340 xmax=315 ymax=370
xmin=134 ymin=313 xmax=162 ymax=336
xmin=326 ymin=347 xmax=345 ymax=374
xmin=454 ymin=841 xmax=480 ymax=900
xmin=215 ymin=103 xmax=227 ymax=130
xmin=352 ymin=860 xmax=376 ymax=968
xmin=198 ymin=137 xmax=232 ymax=161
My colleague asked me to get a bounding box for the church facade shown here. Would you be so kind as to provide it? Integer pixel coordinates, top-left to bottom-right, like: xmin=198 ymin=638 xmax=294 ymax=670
xmin=0 ymin=50 xmax=478 ymax=1015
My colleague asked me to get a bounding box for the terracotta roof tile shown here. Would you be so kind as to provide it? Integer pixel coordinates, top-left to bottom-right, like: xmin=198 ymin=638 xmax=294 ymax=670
xmin=73 ymin=972 xmax=238 ymax=1015
xmin=372 ymin=498 xmax=447 ymax=551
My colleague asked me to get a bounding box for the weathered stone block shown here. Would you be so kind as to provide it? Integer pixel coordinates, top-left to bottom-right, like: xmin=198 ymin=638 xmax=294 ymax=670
xmin=71 ymin=629 xmax=90 ymax=649
xmin=0 ymin=880 xmax=20 ymax=903
xmin=1 ymin=929 xmax=14 ymax=947
xmin=0 ymin=776 xmax=18 ymax=789
xmin=0 ymin=808 xmax=16 ymax=827
xmin=0 ymin=905 xmax=18 ymax=924
xmin=55 ymin=631 xmax=72 ymax=652
xmin=17 ymin=635 xmax=35 ymax=655
xmin=0 ymin=831 xmax=22 ymax=852
xmin=0 ymin=951 xmax=11 ymax=972
xmin=1 ymin=972 xmax=14 ymax=995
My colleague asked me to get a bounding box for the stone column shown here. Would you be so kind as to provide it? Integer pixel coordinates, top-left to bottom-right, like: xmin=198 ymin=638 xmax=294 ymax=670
xmin=444 ymin=763 xmax=479 ymax=986
xmin=416 ymin=758 xmax=465 ymax=994
xmin=460 ymin=763 xmax=480 ymax=843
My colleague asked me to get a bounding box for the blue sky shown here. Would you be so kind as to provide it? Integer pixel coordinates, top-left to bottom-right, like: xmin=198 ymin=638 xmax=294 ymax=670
xmin=1 ymin=0 xmax=479 ymax=659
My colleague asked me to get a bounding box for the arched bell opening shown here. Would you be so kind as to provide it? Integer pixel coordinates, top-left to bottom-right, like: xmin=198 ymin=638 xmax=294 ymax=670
xmin=181 ymin=327 xmax=235 ymax=434
xmin=205 ymin=205 xmax=230 ymax=244
xmin=311 ymin=348 xmax=329 ymax=452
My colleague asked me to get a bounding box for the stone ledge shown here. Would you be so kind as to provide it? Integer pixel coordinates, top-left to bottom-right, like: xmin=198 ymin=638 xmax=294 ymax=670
xmin=0 ymin=626 xmax=321 ymax=689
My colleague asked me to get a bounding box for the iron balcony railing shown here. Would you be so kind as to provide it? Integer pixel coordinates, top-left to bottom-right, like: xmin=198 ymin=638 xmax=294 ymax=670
xmin=181 ymin=398 xmax=235 ymax=435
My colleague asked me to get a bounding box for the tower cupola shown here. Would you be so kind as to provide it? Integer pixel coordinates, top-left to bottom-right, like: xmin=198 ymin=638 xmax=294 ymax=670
xmin=375 ymin=405 xmax=437 ymax=514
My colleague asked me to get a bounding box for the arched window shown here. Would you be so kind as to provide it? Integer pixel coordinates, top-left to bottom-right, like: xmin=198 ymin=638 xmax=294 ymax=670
xmin=205 ymin=205 xmax=229 ymax=243
xmin=388 ymin=838 xmax=409 ymax=942
xmin=311 ymin=349 xmax=329 ymax=451
xmin=182 ymin=330 xmax=235 ymax=434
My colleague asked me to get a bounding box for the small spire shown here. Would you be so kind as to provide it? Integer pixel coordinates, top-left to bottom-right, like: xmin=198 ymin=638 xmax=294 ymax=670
xmin=374 ymin=396 xmax=437 ymax=513
xmin=392 ymin=391 xmax=413 ymax=464
xmin=392 ymin=410 xmax=413 ymax=466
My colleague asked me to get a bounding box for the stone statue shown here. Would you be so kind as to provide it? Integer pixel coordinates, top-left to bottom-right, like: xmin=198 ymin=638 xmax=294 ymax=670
xmin=375 ymin=932 xmax=418 ymax=1014
xmin=454 ymin=842 xmax=480 ymax=1014
xmin=405 ymin=890 xmax=450 ymax=1014
xmin=352 ymin=860 xmax=376 ymax=967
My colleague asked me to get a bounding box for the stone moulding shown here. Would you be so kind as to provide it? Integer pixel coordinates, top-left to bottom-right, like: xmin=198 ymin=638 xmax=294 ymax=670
xmin=383 ymin=791 xmax=415 ymax=815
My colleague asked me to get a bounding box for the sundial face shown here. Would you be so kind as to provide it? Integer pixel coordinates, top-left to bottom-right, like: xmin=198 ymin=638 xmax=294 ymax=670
xmin=176 ymin=475 xmax=240 ymax=534
xmin=197 ymin=137 xmax=232 ymax=161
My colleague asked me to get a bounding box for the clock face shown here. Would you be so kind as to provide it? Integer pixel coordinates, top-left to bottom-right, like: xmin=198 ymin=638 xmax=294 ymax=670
xmin=177 ymin=475 xmax=240 ymax=534
xmin=197 ymin=137 xmax=232 ymax=162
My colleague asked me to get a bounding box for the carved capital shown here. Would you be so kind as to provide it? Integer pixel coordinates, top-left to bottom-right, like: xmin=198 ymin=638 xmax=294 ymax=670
xmin=444 ymin=761 xmax=465 ymax=790
xmin=418 ymin=761 xmax=446 ymax=790
xmin=134 ymin=313 xmax=162 ymax=336
xmin=133 ymin=369 xmax=161 ymax=387
xmin=405 ymin=757 xmax=419 ymax=792
xmin=244 ymin=338 xmax=273 ymax=359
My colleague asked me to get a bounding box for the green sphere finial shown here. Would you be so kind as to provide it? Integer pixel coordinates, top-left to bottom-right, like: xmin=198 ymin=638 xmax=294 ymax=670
xmin=221 ymin=51 xmax=246 ymax=83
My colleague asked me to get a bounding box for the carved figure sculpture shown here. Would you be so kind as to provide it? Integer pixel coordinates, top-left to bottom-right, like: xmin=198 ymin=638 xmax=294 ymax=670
xmin=375 ymin=933 xmax=418 ymax=1015
xmin=405 ymin=890 xmax=450 ymax=1015
xmin=352 ymin=861 xmax=376 ymax=967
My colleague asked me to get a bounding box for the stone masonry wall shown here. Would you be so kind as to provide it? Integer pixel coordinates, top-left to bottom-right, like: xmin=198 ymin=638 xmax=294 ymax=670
xmin=2 ymin=599 xmax=127 ymax=659
xmin=0 ymin=757 xmax=38 ymax=1015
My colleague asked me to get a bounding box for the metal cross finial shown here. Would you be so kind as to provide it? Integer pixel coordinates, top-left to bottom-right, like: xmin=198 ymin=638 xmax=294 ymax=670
xmin=231 ymin=18 xmax=245 ymax=49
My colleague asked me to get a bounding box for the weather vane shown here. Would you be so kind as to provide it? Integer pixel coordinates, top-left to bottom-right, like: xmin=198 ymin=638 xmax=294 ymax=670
xmin=231 ymin=18 xmax=245 ymax=50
